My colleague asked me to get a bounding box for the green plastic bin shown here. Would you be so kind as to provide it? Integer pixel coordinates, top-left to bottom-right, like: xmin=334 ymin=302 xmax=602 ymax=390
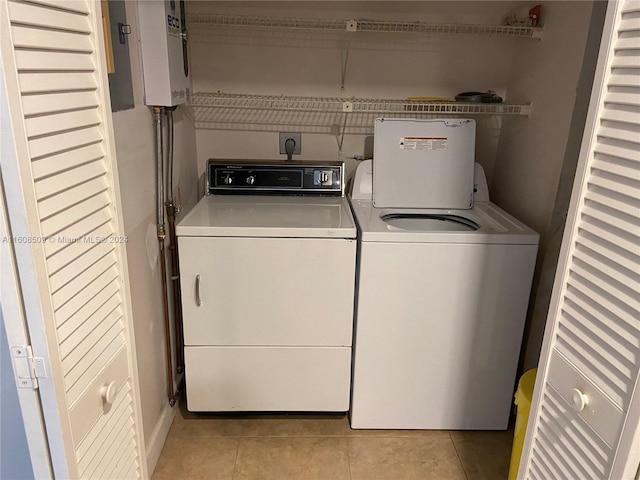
xmin=508 ymin=368 xmax=537 ymax=480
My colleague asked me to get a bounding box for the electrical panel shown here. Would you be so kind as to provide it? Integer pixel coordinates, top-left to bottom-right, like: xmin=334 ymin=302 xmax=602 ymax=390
xmin=138 ymin=0 xmax=190 ymax=107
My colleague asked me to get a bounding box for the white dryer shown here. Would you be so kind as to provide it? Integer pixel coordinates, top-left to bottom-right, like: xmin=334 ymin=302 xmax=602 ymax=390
xmin=177 ymin=160 xmax=356 ymax=412
xmin=349 ymin=159 xmax=539 ymax=430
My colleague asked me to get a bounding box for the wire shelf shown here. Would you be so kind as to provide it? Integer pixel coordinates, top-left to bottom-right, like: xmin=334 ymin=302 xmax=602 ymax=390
xmin=188 ymin=92 xmax=531 ymax=132
xmin=188 ymin=13 xmax=345 ymax=31
xmin=187 ymin=13 xmax=543 ymax=39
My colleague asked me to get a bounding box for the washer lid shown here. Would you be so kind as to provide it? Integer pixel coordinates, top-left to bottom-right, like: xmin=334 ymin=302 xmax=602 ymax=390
xmin=349 ymin=199 xmax=539 ymax=245
xmin=372 ymin=118 xmax=476 ymax=209
xmin=177 ymin=195 xmax=356 ymax=238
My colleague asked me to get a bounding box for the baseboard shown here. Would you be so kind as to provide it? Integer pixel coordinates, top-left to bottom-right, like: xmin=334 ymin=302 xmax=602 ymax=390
xmin=145 ymin=402 xmax=176 ymax=476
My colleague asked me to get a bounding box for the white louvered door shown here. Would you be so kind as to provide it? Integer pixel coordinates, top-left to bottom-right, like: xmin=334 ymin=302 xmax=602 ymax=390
xmin=519 ymin=1 xmax=640 ymax=479
xmin=0 ymin=1 xmax=146 ymax=479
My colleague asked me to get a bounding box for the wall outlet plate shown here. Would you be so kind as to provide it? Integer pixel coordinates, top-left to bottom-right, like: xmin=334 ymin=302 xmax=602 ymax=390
xmin=279 ymin=132 xmax=302 ymax=155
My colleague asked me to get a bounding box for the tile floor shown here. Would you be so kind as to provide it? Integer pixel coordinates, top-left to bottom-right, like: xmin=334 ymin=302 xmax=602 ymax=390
xmin=152 ymin=403 xmax=515 ymax=480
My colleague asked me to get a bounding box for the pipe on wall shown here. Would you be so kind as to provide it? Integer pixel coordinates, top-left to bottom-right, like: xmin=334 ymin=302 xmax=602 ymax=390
xmin=164 ymin=107 xmax=184 ymax=375
xmin=153 ymin=106 xmax=180 ymax=407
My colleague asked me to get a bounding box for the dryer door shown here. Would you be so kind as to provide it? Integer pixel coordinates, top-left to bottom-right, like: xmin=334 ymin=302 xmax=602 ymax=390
xmin=179 ymin=236 xmax=356 ymax=346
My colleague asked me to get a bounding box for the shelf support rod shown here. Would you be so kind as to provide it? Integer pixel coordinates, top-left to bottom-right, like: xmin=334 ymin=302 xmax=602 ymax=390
xmin=340 ymin=21 xmax=357 ymax=91
xmin=336 ymin=106 xmax=351 ymax=153
xmin=340 ymin=37 xmax=351 ymax=91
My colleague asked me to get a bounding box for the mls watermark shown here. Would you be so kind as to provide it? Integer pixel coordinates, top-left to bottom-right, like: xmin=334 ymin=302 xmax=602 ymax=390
xmin=2 ymin=235 xmax=128 ymax=244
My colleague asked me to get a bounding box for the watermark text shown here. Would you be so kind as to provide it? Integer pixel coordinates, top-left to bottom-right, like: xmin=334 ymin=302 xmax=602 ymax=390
xmin=2 ymin=235 xmax=128 ymax=244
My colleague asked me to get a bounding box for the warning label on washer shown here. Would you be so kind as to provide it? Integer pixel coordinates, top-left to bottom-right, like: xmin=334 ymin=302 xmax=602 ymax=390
xmin=399 ymin=137 xmax=448 ymax=151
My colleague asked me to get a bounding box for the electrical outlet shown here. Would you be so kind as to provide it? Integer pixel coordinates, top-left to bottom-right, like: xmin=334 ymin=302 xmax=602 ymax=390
xmin=279 ymin=132 xmax=302 ymax=155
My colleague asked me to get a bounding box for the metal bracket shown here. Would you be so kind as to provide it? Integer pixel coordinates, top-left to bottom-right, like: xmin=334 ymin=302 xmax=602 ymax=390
xmin=11 ymin=346 xmax=46 ymax=389
xmin=118 ymin=23 xmax=131 ymax=45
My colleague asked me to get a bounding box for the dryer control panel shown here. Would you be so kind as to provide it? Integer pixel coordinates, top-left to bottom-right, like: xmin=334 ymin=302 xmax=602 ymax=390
xmin=207 ymin=159 xmax=345 ymax=196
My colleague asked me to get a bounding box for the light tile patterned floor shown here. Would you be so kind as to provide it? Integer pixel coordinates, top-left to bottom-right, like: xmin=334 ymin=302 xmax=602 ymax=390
xmin=152 ymin=404 xmax=514 ymax=480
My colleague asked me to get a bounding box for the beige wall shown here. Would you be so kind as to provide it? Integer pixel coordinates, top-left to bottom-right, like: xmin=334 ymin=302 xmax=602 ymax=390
xmin=492 ymin=1 xmax=594 ymax=235
xmin=110 ymin=0 xmax=198 ymax=459
xmin=491 ymin=1 xmax=597 ymax=369
xmin=189 ymin=1 xmax=529 ymax=184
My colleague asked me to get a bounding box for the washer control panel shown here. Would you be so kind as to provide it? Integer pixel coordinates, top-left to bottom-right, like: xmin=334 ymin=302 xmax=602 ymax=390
xmin=207 ymin=159 xmax=345 ymax=196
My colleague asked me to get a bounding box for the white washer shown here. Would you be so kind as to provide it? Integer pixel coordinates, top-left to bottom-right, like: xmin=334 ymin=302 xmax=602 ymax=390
xmin=177 ymin=160 xmax=356 ymax=412
xmin=349 ymin=160 xmax=539 ymax=429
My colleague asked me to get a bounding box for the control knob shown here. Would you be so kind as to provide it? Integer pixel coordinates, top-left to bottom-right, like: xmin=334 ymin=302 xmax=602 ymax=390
xmin=246 ymin=175 xmax=256 ymax=185
xmin=223 ymin=174 xmax=233 ymax=185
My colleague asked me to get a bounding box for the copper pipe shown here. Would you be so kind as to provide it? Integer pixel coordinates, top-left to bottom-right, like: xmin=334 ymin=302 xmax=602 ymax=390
xmin=166 ymin=201 xmax=184 ymax=374
xmin=154 ymin=106 xmax=178 ymax=406
xmin=158 ymin=238 xmax=176 ymax=406
xmin=164 ymin=107 xmax=184 ymax=375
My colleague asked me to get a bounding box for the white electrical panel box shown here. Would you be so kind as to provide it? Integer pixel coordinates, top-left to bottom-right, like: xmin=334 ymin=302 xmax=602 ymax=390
xmin=138 ymin=0 xmax=190 ymax=107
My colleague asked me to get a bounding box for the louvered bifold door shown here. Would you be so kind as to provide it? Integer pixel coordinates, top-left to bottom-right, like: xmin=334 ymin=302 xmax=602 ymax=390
xmin=518 ymin=1 xmax=640 ymax=479
xmin=0 ymin=1 xmax=147 ymax=479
